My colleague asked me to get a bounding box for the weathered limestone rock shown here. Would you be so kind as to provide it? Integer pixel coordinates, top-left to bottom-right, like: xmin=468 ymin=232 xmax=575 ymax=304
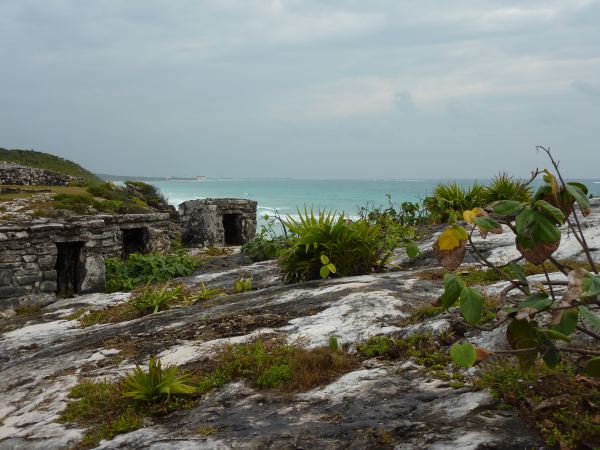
xmin=0 ymin=161 xmax=84 ymax=186
xmin=0 ymin=199 xmax=598 ymax=449
xmin=0 ymin=256 xmax=544 ymax=450
xmin=179 ymin=198 xmax=257 ymax=247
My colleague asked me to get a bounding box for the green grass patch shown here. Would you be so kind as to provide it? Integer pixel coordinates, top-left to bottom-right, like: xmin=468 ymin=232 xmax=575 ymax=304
xmin=75 ymin=281 xmax=224 ymax=327
xmin=0 ymin=148 xmax=102 ymax=183
xmin=357 ymin=333 xmax=451 ymax=369
xmin=59 ymin=382 xmax=143 ymax=450
xmin=197 ymin=338 xmax=360 ymax=393
xmin=14 ymin=304 xmax=43 ymax=316
xmin=61 ymin=340 xmax=359 ymax=448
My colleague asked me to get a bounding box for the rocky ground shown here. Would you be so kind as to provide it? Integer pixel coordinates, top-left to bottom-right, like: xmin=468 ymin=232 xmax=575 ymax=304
xmin=1 ymin=203 xmax=599 ymax=449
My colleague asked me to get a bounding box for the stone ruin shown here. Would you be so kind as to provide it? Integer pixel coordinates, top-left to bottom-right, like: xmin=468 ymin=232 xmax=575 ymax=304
xmin=0 ymin=161 xmax=84 ymax=186
xmin=179 ymin=198 xmax=257 ymax=247
xmin=0 ymin=213 xmax=175 ymax=309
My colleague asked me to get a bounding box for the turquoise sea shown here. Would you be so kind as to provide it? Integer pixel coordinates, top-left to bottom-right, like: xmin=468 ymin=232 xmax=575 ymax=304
xmin=149 ymin=178 xmax=600 ymax=220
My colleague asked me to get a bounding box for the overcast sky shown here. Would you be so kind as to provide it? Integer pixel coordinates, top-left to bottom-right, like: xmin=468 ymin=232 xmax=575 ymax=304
xmin=1 ymin=0 xmax=599 ymax=179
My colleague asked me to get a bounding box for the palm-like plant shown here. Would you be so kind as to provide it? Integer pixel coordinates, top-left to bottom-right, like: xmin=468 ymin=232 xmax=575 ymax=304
xmin=433 ymin=181 xmax=486 ymax=212
xmin=122 ymin=356 xmax=195 ymax=403
xmin=483 ymin=172 xmax=532 ymax=204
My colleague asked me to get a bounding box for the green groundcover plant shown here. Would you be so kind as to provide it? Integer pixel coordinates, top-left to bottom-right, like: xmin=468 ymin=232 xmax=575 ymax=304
xmin=105 ymin=252 xmax=198 ymax=292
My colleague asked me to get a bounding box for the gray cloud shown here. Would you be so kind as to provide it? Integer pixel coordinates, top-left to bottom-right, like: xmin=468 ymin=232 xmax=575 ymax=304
xmin=1 ymin=0 xmax=599 ymax=178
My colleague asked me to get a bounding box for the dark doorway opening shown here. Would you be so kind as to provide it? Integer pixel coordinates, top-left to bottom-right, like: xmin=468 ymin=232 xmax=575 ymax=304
xmin=222 ymin=213 xmax=244 ymax=245
xmin=122 ymin=228 xmax=149 ymax=259
xmin=55 ymin=242 xmax=84 ymax=297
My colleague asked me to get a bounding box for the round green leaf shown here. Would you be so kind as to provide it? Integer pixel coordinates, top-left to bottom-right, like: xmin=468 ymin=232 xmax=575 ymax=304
xmin=582 ymin=273 xmax=600 ymax=298
xmin=518 ymin=293 xmax=551 ymax=312
xmin=535 ymin=200 xmax=565 ymax=224
xmin=552 ymin=308 xmax=578 ymax=336
xmin=319 ymin=266 xmax=330 ymax=279
xmin=327 ymin=263 xmax=336 ymax=273
xmin=450 ymin=342 xmax=476 ymax=368
xmin=584 ymin=357 xmax=600 ymax=377
xmin=494 ymin=200 xmax=524 ymax=216
xmin=566 ymin=183 xmax=591 ymax=211
xmin=406 ymin=241 xmax=420 ymax=258
xmin=579 ymin=306 xmax=600 ymax=332
xmin=440 ymin=273 xmax=465 ymax=308
xmin=320 ymin=254 xmax=329 ymax=265
xmin=459 ymin=287 xmax=484 ymax=325
xmin=542 ymin=348 xmax=561 ymax=369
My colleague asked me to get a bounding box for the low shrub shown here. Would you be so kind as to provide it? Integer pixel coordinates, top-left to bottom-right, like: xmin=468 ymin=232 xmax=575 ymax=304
xmin=356 ymin=197 xmax=422 ymax=267
xmin=242 ymin=235 xmax=287 ymax=261
xmin=242 ymin=214 xmax=289 ymax=261
xmin=105 ymin=252 xmax=198 ymax=292
xmin=52 ymin=193 xmax=123 ymax=215
xmin=279 ymin=209 xmax=383 ymax=282
xmin=124 ymin=181 xmax=168 ymax=209
xmin=476 ymin=359 xmax=600 ymax=449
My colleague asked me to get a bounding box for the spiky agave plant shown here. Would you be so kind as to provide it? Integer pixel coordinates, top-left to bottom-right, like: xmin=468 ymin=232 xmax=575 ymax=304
xmin=280 ymin=208 xmax=381 ymax=282
xmin=433 ymin=181 xmax=485 ymax=214
xmin=484 ymin=172 xmax=532 ymax=204
xmin=122 ymin=356 xmax=195 ymax=403
xmin=131 ymin=284 xmax=185 ymax=314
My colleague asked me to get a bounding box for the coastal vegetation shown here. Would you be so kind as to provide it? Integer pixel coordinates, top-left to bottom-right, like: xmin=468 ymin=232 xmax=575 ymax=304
xmin=0 ymin=148 xmax=102 ymax=184
xmin=74 ymin=283 xmax=196 ymax=327
xmin=1 ymin=148 xmax=173 ymax=218
xmin=279 ymin=209 xmax=386 ymax=282
xmin=105 ymin=252 xmax=198 ymax=292
xmin=60 ymin=338 xmax=359 ymax=448
xmin=429 ymin=147 xmax=599 ymax=378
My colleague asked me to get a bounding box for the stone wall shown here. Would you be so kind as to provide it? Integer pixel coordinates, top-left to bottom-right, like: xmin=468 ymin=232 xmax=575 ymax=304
xmin=179 ymin=198 xmax=257 ymax=247
xmin=0 ymin=161 xmax=84 ymax=186
xmin=0 ymin=213 xmax=174 ymax=309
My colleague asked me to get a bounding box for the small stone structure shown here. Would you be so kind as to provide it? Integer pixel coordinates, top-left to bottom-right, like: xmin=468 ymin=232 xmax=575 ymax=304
xmin=179 ymin=198 xmax=257 ymax=247
xmin=0 ymin=161 xmax=84 ymax=186
xmin=0 ymin=213 xmax=174 ymax=309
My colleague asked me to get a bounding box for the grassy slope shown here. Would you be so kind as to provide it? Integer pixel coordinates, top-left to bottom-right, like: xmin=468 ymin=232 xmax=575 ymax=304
xmin=0 ymin=148 xmax=102 ymax=184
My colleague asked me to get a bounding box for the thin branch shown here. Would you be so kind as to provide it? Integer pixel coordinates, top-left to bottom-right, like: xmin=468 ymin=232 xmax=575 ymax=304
xmin=548 ymin=256 xmax=570 ymax=276
xmin=571 ymin=209 xmax=598 ymax=274
xmin=537 ymin=145 xmax=598 ymax=274
xmin=467 ymin=228 xmax=528 ymax=294
xmin=577 ymin=325 xmax=600 ymax=341
xmin=491 ymin=346 xmax=600 ymax=356
xmin=543 ymin=266 xmax=556 ymax=302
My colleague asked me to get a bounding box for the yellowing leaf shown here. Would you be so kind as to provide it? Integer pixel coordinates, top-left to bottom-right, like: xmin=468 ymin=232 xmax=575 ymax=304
xmin=463 ymin=208 xmax=478 ymax=224
xmin=438 ymin=226 xmax=468 ymax=251
xmin=544 ymin=169 xmax=560 ymax=199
